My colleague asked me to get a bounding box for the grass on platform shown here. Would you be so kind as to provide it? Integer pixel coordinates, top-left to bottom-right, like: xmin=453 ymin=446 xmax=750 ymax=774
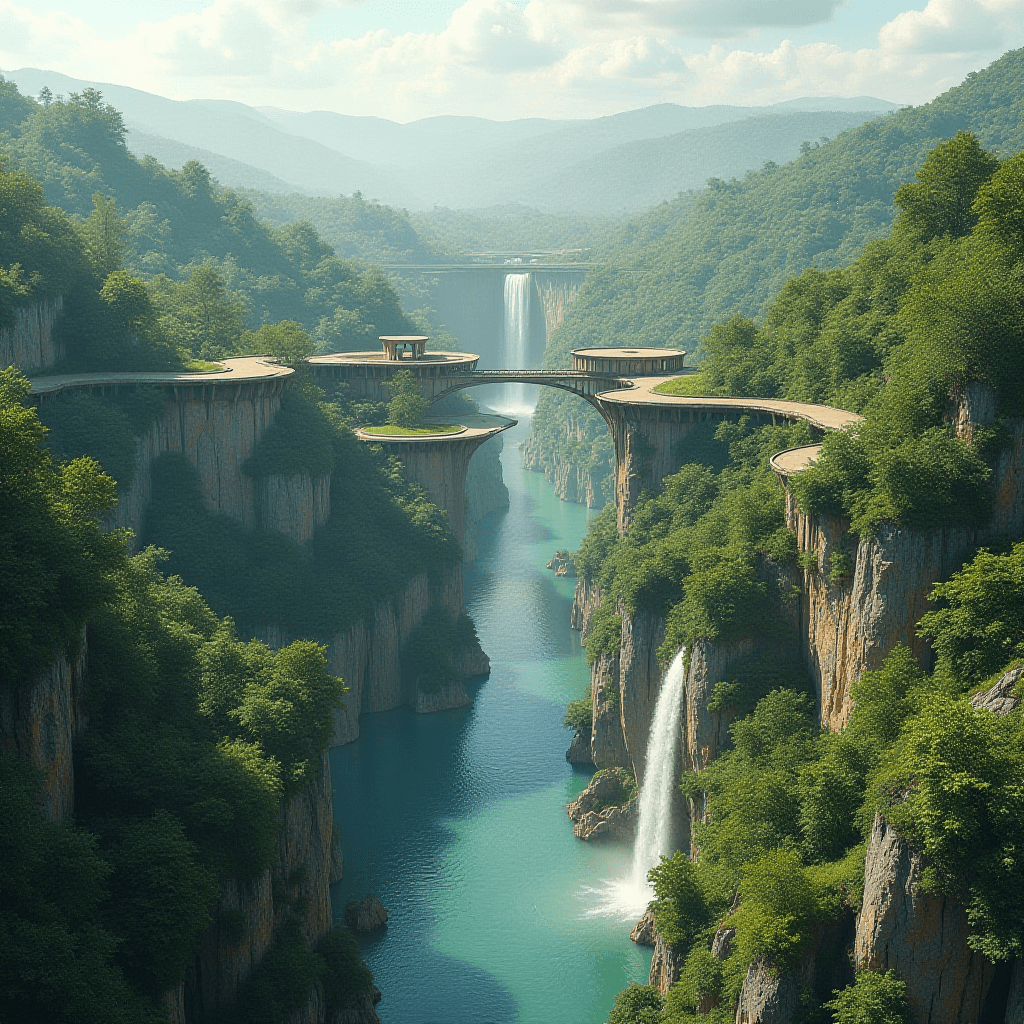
xmin=651 ymin=373 xmax=712 ymax=396
xmin=183 ymin=359 xmax=226 ymax=372
xmin=361 ymin=423 xmax=462 ymax=436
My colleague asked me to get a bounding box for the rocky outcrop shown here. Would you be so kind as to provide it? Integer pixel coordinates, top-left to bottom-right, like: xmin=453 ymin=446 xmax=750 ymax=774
xmin=650 ymin=932 xmax=684 ymax=995
xmin=332 ymin=986 xmax=382 ymax=1024
xmin=618 ymin=606 xmax=666 ymax=784
xmin=788 ymin=393 xmax=1024 ymax=733
xmin=521 ymin=444 xmax=607 ymax=507
xmin=546 ymin=552 xmax=574 ymax=576
xmin=0 ymin=297 xmax=64 ymax=370
xmin=571 ymin=577 xmax=603 ymax=637
xmin=566 ymin=728 xmax=594 ymax=765
xmin=414 ymin=682 xmax=471 ymax=714
xmin=257 ymin=472 xmax=330 ymax=544
xmin=0 ymin=629 xmax=87 ymax=822
xmin=735 ymin=914 xmax=855 ymax=1024
xmin=590 ymin=651 xmax=630 ymax=768
xmin=261 ymin=565 xmax=472 ymax=746
xmin=183 ymin=753 xmax=338 ymax=1022
xmin=970 ymin=664 xmax=1023 ymax=715
xmin=735 ymin=960 xmax=800 ymax=1024
xmin=854 ymin=812 xmax=1000 ymax=1023
xmin=109 ymin=378 xmax=287 ymax=545
xmin=345 ymin=896 xmax=388 ymax=934
xmin=566 ymin=767 xmax=638 ymax=841
xmin=631 ymin=906 xmax=657 ymax=946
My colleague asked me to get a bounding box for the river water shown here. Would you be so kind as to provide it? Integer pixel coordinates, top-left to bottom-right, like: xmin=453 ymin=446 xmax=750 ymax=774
xmin=329 ymin=419 xmax=652 ymax=1023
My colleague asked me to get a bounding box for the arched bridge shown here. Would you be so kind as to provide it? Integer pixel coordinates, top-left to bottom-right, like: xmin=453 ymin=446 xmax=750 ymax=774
xmin=428 ymin=369 xmax=632 ymax=407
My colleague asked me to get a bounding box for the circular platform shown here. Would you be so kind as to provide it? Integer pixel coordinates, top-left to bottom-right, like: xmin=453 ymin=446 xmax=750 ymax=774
xmin=571 ymin=348 xmax=686 ymax=376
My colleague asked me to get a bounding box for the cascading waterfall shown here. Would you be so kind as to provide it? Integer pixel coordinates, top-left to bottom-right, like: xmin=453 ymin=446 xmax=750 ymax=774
xmin=584 ymin=647 xmax=687 ymax=918
xmin=499 ymin=273 xmax=533 ymax=414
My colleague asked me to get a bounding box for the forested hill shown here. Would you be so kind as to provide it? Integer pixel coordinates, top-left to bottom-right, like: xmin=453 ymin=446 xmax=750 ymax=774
xmin=545 ymin=46 xmax=1024 ymax=362
xmin=0 ymin=78 xmax=422 ymax=362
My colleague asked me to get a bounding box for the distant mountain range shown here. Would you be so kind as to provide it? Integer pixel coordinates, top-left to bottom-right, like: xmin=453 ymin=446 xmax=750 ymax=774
xmin=5 ymin=68 xmax=898 ymax=214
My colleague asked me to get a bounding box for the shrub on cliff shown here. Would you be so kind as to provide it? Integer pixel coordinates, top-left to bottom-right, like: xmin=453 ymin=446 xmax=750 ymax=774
xmin=0 ymin=367 xmax=126 ymax=684
xmin=827 ymin=970 xmax=912 ymax=1024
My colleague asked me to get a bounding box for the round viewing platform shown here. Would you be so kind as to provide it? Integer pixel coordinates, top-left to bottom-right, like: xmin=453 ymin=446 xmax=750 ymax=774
xmin=307 ymin=349 xmax=479 ymax=380
xmin=571 ymin=347 xmax=686 ymax=376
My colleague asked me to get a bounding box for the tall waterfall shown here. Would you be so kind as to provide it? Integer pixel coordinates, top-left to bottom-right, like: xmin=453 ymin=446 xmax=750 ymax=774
xmin=584 ymin=647 xmax=687 ymax=918
xmin=499 ymin=273 xmax=533 ymax=414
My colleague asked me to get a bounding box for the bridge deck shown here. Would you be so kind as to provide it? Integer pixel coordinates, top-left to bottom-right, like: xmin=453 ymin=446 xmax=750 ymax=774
xmin=29 ymin=356 xmax=293 ymax=396
xmin=597 ymin=377 xmax=863 ymax=433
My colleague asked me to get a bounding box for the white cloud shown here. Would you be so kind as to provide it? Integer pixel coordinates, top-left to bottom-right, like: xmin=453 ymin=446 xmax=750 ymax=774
xmin=1 ymin=0 xmax=1023 ymax=119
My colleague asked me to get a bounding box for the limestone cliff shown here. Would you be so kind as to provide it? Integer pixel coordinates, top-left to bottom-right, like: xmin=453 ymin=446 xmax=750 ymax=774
xmin=257 ymin=472 xmax=330 ymax=545
xmin=0 ymin=297 xmax=64 ymax=371
xmin=854 ymin=812 xmax=1003 ymax=1024
xmin=589 ymin=651 xmax=629 ymax=769
xmin=521 ymin=444 xmax=607 ymax=507
xmin=789 ymin=394 xmax=1024 ymax=731
xmin=0 ymin=629 xmax=87 ymax=822
xmin=179 ymin=754 xmax=339 ymax=1022
xmin=262 ymin=565 xmax=478 ymax=746
xmin=464 ymin=433 xmax=510 ymax=561
xmin=110 ymin=378 xmax=288 ymax=544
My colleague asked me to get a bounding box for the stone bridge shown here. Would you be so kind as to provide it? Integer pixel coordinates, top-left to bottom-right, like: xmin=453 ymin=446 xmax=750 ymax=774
xmin=307 ymin=345 xmax=862 ymax=534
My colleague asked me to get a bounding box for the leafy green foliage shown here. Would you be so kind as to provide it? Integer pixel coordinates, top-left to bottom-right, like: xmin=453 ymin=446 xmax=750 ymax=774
xmin=585 ymin=602 xmax=622 ymax=663
xmin=0 ymin=753 xmax=164 ymax=1024
xmin=606 ymin=983 xmax=663 ymax=1024
xmin=573 ymin=418 xmax=812 ymax=656
xmin=244 ymin=383 xmax=335 ymax=478
xmin=385 ymin=368 xmax=429 ymax=428
xmin=563 ymin=689 xmax=592 ymax=732
xmin=319 ymin=926 xmax=375 ymax=1007
xmin=826 ymin=971 xmax=912 ymax=1024
xmin=917 ymin=542 xmax=1024 ymax=684
xmin=143 ymin=401 xmax=460 ymax=640
xmin=0 ymin=368 xmax=125 ymax=684
xmin=236 ymin=917 xmax=324 ymax=1024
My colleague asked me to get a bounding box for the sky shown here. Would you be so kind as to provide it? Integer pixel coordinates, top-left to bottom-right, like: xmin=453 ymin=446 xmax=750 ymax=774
xmin=1 ymin=0 xmax=1022 ymax=121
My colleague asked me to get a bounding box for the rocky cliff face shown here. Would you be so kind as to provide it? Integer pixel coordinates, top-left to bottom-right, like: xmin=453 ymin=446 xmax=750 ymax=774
xmin=111 ymin=380 xmax=288 ymax=544
xmin=854 ymin=812 xmax=1003 ymax=1024
xmin=257 ymin=473 xmax=330 ymax=544
xmin=181 ymin=753 xmax=338 ymax=1023
xmin=521 ymin=444 xmax=607 ymax=507
xmin=1 ymin=297 xmax=64 ymax=370
xmin=464 ymin=433 xmax=509 ymax=561
xmin=0 ymin=629 xmax=87 ymax=822
xmin=263 ymin=565 xmax=475 ymax=747
xmin=789 ymin=395 xmax=1024 ymax=732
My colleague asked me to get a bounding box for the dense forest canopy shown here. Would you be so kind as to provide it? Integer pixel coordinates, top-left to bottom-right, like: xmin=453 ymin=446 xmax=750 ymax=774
xmin=528 ymin=48 xmax=1024 ymax=500
xmin=0 ymin=79 xmax=418 ymax=367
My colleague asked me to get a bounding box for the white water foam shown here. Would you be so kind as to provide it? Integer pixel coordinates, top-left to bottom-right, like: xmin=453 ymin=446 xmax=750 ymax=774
xmin=583 ymin=647 xmax=687 ymax=920
xmin=496 ymin=273 xmax=534 ymax=416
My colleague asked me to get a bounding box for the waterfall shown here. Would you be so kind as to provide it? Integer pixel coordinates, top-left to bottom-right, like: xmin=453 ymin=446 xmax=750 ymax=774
xmin=498 ymin=273 xmax=533 ymax=415
xmin=584 ymin=647 xmax=687 ymax=919
xmin=628 ymin=647 xmax=687 ymax=892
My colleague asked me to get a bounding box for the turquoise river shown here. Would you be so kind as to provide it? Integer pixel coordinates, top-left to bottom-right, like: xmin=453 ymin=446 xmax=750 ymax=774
xmin=329 ymin=419 xmax=652 ymax=1023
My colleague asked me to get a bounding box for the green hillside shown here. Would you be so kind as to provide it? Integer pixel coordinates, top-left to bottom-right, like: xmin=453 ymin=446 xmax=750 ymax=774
xmin=527 ymin=47 xmax=1024 ymax=501
xmin=0 ymin=79 xmax=417 ymax=365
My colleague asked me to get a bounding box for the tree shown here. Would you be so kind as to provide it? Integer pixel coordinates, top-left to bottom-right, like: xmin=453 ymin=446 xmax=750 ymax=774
xmin=385 ymin=369 xmax=428 ymax=428
xmin=80 ymin=193 xmax=127 ymax=278
xmin=149 ymin=263 xmax=248 ymax=360
xmin=893 ymin=132 xmax=999 ymax=241
xmin=241 ymin=320 xmax=313 ymax=367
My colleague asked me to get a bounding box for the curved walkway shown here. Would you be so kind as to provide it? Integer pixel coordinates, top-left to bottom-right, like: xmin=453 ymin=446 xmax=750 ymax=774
xmin=596 ymin=377 xmax=863 ymax=433
xmin=354 ymin=413 xmax=516 ymax=445
xmin=29 ymin=356 xmax=293 ymax=397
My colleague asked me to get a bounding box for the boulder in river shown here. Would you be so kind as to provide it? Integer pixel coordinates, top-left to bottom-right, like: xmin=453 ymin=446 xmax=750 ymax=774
xmin=345 ymin=895 xmax=388 ymax=934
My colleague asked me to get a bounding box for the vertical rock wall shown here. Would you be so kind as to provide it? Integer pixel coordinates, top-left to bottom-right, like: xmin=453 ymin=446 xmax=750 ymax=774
xmin=789 ymin=412 xmax=1024 ymax=732
xmin=0 ymin=629 xmax=87 ymax=822
xmin=110 ymin=380 xmax=288 ymax=544
xmin=257 ymin=473 xmax=331 ymax=544
xmin=182 ymin=753 xmax=340 ymax=1023
xmin=0 ymin=297 xmax=65 ymax=371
